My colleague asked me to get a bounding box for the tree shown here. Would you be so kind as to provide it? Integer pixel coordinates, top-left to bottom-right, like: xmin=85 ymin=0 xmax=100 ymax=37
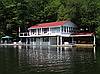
xmin=58 ymin=0 xmax=100 ymax=32
xmin=0 ymin=0 xmax=100 ymax=39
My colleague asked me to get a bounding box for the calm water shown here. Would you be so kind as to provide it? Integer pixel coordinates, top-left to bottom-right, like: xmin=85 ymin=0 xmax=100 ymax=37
xmin=0 ymin=45 xmax=100 ymax=74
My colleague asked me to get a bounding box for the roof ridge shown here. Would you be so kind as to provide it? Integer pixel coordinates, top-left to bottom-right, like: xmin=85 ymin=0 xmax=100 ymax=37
xmin=29 ymin=20 xmax=71 ymax=29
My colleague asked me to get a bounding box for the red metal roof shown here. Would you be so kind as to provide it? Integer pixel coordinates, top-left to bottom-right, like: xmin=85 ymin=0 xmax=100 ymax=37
xmin=29 ymin=21 xmax=69 ymax=29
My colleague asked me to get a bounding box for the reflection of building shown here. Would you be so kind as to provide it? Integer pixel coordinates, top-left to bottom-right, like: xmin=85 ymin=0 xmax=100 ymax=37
xmin=18 ymin=46 xmax=96 ymax=72
xmin=19 ymin=20 xmax=95 ymax=45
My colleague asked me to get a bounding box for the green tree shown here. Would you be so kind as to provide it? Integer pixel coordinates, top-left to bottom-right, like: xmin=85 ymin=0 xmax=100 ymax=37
xmin=0 ymin=0 xmax=100 ymax=40
xmin=58 ymin=0 xmax=100 ymax=32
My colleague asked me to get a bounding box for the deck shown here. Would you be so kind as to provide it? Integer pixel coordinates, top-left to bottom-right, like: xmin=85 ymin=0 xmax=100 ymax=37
xmin=0 ymin=43 xmax=95 ymax=48
xmin=74 ymin=44 xmax=95 ymax=48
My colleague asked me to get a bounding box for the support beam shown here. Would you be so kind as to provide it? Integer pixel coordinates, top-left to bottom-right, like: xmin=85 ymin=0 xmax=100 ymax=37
xmin=68 ymin=27 xmax=69 ymax=33
xmin=60 ymin=36 xmax=62 ymax=45
xmin=19 ymin=27 xmax=20 ymax=36
xmin=93 ymin=47 xmax=96 ymax=60
xmin=48 ymin=37 xmax=50 ymax=45
xmin=41 ymin=28 xmax=42 ymax=34
xmin=26 ymin=38 xmax=28 ymax=44
xmin=72 ymin=37 xmax=74 ymax=44
xmin=40 ymin=38 xmax=42 ymax=45
xmin=57 ymin=36 xmax=59 ymax=45
xmin=36 ymin=29 xmax=38 ymax=35
xmin=93 ymin=35 xmax=96 ymax=45
xmin=49 ymin=27 xmax=50 ymax=35
xmin=29 ymin=38 xmax=31 ymax=44
xmin=29 ymin=30 xmax=31 ymax=35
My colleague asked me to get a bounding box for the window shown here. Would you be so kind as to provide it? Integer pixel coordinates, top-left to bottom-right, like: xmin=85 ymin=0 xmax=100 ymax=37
xmin=43 ymin=28 xmax=49 ymax=33
xmin=69 ymin=27 xmax=72 ymax=32
xmin=64 ymin=26 xmax=66 ymax=32
xmin=72 ymin=27 xmax=74 ymax=32
xmin=69 ymin=27 xmax=70 ymax=32
xmin=31 ymin=29 xmax=36 ymax=34
xmin=61 ymin=26 xmax=63 ymax=32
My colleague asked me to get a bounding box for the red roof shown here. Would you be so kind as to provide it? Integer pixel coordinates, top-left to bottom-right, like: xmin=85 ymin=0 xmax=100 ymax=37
xmin=29 ymin=21 xmax=69 ymax=29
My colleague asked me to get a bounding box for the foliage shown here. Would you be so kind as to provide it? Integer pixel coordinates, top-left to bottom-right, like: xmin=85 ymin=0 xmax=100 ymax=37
xmin=0 ymin=0 xmax=100 ymax=39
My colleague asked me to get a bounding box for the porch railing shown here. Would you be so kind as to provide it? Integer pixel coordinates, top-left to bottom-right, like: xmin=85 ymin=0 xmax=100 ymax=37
xmin=19 ymin=32 xmax=71 ymax=37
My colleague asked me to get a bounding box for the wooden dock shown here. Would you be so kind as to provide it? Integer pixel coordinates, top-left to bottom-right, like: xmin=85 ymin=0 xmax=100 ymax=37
xmin=74 ymin=44 xmax=95 ymax=48
xmin=50 ymin=44 xmax=75 ymax=47
xmin=50 ymin=44 xmax=95 ymax=48
xmin=0 ymin=43 xmax=95 ymax=48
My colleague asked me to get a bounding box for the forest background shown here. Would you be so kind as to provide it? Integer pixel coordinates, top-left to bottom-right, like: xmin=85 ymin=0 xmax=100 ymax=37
xmin=0 ymin=0 xmax=100 ymax=44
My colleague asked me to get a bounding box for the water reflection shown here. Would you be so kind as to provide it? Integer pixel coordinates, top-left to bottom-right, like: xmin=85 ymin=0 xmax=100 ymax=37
xmin=17 ymin=46 xmax=96 ymax=73
xmin=0 ymin=46 xmax=18 ymax=74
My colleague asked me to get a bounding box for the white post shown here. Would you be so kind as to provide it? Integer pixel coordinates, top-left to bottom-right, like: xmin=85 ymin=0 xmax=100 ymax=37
xmin=19 ymin=27 xmax=20 ymax=36
xmin=93 ymin=47 xmax=96 ymax=60
xmin=26 ymin=38 xmax=28 ymax=44
xmin=57 ymin=36 xmax=59 ymax=45
xmin=31 ymin=29 xmax=33 ymax=35
xmin=94 ymin=35 xmax=96 ymax=45
xmin=48 ymin=37 xmax=50 ymax=45
xmin=40 ymin=38 xmax=42 ymax=45
xmin=72 ymin=37 xmax=74 ymax=44
xmin=66 ymin=27 xmax=67 ymax=33
xmin=36 ymin=29 xmax=38 ymax=35
xmin=49 ymin=27 xmax=50 ymax=35
xmin=19 ymin=26 xmax=20 ymax=33
xmin=29 ymin=30 xmax=31 ymax=36
xmin=60 ymin=36 xmax=62 ymax=45
xmin=30 ymin=38 xmax=31 ymax=44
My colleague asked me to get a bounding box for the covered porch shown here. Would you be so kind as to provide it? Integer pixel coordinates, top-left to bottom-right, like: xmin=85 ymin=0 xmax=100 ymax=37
xmin=70 ymin=32 xmax=95 ymax=45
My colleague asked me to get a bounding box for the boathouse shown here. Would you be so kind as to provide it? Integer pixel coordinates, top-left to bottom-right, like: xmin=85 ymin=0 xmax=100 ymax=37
xmin=19 ymin=20 xmax=95 ymax=46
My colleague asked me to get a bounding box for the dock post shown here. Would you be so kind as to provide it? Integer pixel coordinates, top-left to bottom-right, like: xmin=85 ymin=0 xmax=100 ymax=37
xmin=19 ymin=26 xmax=20 ymax=37
xmin=72 ymin=37 xmax=74 ymax=44
xmin=29 ymin=38 xmax=31 ymax=44
xmin=48 ymin=37 xmax=50 ymax=45
xmin=36 ymin=29 xmax=38 ymax=35
xmin=68 ymin=27 xmax=69 ymax=33
xmin=26 ymin=38 xmax=28 ymax=44
xmin=93 ymin=35 xmax=95 ymax=45
xmin=60 ymin=36 xmax=62 ymax=45
xmin=40 ymin=38 xmax=42 ymax=45
xmin=57 ymin=36 xmax=59 ymax=45
xmin=93 ymin=47 xmax=96 ymax=60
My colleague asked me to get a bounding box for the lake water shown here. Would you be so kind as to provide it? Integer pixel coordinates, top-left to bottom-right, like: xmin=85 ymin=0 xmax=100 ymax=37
xmin=0 ymin=45 xmax=100 ymax=74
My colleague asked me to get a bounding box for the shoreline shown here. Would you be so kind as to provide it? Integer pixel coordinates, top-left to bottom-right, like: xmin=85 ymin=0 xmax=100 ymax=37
xmin=0 ymin=43 xmax=95 ymax=48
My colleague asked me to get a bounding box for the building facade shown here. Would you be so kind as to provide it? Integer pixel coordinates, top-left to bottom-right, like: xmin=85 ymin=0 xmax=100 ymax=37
xmin=19 ymin=21 xmax=95 ymax=45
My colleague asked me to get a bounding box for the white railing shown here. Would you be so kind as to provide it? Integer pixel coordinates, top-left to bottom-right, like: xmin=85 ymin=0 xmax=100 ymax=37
xmin=19 ymin=31 xmax=73 ymax=37
xmin=19 ymin=32 xmax=29 ymax=37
